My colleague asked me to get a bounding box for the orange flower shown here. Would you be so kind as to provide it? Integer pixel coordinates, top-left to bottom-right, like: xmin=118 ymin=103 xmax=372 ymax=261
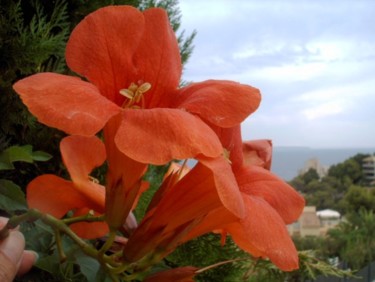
xmin=122 ymin=156 xmax=241 ymax=262
xmin=179 ymin=127 xmax=305 ymax=271
xmin=13 ymin=6 xmax=260 ymax=229
xmin=144 ymin=267 xmax=198 ymax=282
xmin=13 ymin=6 xmax=260 ymax=166
xmin=26 ymin=135 xmax=108 ymax=238
xmin=243 ymin=139 xmax=273 ymax=170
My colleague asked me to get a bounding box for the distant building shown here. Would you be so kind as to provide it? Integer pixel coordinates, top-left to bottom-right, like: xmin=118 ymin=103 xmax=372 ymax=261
xmin=362 ymin=155 xmax=375 ymax=184
xmin=299 ymin=158 xmax=327 ymax=179
xmin=288 ymin=206 xmax=341 ymax=237
xmin=317 ymin=209 xmax=341 ymax=235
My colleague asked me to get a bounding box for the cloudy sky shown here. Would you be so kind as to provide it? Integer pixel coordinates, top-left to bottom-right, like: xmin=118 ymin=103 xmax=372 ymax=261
xmin=178 ymin=0 xmax=375 ymax=148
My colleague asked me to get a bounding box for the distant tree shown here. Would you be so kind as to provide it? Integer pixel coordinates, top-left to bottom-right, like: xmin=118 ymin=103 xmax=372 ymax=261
xmin=290 ymin=154 xmax=372 ymax=212
xmin=304 ymin=181 xmax=336 ymax=210
xmin=328 ymin=157 xmax=364 ymax=185
xmin=289 ymin=168 xmax=319 ymax=194
xmin=289 ymin=176 xmax=307 ymax=193
xmin=301 ymin=168 xmax=320 ymax=184
xmin=339 ymin=185 xmax=375 ymax=214
xmin=293 ymin=235 xmax=326 ymax=254
xmin=325 ymin=208 xmax=375 ymax=269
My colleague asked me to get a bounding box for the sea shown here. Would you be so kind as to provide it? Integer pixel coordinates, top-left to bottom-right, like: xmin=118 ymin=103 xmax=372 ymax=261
xmin=271 ymin=147 xmax=375 ymax=181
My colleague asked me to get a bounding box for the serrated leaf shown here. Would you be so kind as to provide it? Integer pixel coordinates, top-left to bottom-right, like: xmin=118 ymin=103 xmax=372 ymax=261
xmin=32 ymin=150 xmax=52 ymax=161
xmin=0 ymin=179 xmax=27 ymax=213
xmin=75 ymin=251 xmax=100 ymax=282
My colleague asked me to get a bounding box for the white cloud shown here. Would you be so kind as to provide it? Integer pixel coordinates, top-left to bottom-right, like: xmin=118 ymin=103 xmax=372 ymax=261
xmin=302 ymin=102 xmax=344 ymax=120
xmin=251 ymin=62 xmax=327 ymax=82
xmin=179 ymin=0 xmax=375 ymax=147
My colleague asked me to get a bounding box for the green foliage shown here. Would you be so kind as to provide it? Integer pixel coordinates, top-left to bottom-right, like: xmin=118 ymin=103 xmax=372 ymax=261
xmin=0 ymin=0 xmax=69 ymax=81
xmin=290 ymin=153 xmax=371 ymax=212
xmin=328 ymin=155 xmax=366 ymax=185
xmin=18 ymin=220 xmax=102 ymax=282
xmin=340 ymin=185 xmax=375 ymax=214
xmin=325 ymin=209 xmax=375 ymax=269
xmin=293 ymin=235 xmax=326 ymax=253
xmin=301 ymin=168 xmax=320 ymax=184
xmin=167 ymin=234 xmax=249 ymax=281
xmin=0 ymin=179 xmax=27 ymax=214
xmin=0 ymin=144 xmax=52 ymax=215
xmin=68 ymin=0 xmax=141 ymax=29
xmin=239 ymin=251 xmax=353 ymax=282
xmin=289 ymin=153 xmax=375 ymax=274
xmin=0 ymin=144 xmax=52 ymax=170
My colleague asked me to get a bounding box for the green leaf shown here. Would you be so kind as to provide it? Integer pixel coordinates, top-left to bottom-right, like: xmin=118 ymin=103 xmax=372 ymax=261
xmin=95 ymin=268 xmax=113 ymax=282
xmin=0 ymin=179 xmax=27 ymax=213
xmin=7 ymin=145 xmax=34 ymax=163
xmin=0 ymin=145 xmax=34 ymax=171
xmin=75 ymin=251 xmax=100 ymax=282
xmin=0 ymin=145 xmax=52 ymax=170
xmin=32 ymin=150 xmax=52 ymax=161
xmin=35 ymin=254 xmax=60 ymax=275
xmin=0 ymin=155 xmax=14 ymax=170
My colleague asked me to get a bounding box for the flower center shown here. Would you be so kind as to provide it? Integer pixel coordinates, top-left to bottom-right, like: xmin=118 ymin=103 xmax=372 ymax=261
xmin=119 ymin=81 xmax=151 ymax=109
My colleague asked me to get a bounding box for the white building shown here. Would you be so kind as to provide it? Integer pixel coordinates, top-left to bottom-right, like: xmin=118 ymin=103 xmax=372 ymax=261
xmin=362 ymin=155 xmax=375 ymax=184
xmin=288 ymin=206 xmax=341 ymax=237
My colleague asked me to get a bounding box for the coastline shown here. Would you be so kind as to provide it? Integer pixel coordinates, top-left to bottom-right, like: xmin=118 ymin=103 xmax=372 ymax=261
xmin=271 ymin=147 xmax=375 ymax=181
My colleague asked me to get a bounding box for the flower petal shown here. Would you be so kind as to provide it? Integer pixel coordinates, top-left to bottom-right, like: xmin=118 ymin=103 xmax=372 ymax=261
xmin=209 ymin=125 xmax=244 ymax=169
xmin=66 ymin=6 xmax=181 ymax=107
xmin=243 ymin=140 xmax=273 ymax=170
xmin=27 ymin=175 xmax=87 ymax=218
xmin=136 ymin=8 xmax=182 ymax=108
xmin=182 ymin=206 xmax=237 ymax=243
xmin=13 ymin=73 xmax=120 ymax=135
xmin=236 ymin=165 xmax=305 ymax=224
xmin=115 ymin=109 xmax=223 ymax=165
xmin=226 ymin=195 xmax=300 ymax=271
xmin=60 ymin=135 xmax=106 ymax=184
xmin=199 ymin=156 xmax=245 ymax=218
xmin=144 ymin=267 xmax=198 ymax=282
xmin=174 ymin=80 xmax=261 ymax=128
xmin=66 ymin=6 xmax=144 ymax=104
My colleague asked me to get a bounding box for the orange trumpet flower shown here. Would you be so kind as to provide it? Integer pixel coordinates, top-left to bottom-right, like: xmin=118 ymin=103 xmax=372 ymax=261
xmin=180 ymin=127 xmax=305 ymax=271
xmin=26 ymin=135 xmax=108 ymax=239
xmin=122 ymin=155 xmax=242 ymax=262
xmin=13 ymin=6 xmax=261 ymax=166
xmin=13 ymin=6 xmax=261 ymax=229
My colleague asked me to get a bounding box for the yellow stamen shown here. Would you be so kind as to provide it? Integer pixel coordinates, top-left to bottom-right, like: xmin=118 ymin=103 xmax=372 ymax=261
xmin=119 ymin=81 xmax=151 ymax=108
xmin=223 ymin=148 xmax=232 ymax=164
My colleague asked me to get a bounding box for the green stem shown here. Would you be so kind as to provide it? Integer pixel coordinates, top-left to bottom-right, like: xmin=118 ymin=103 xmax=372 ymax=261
xmin=63 ymin=213 xmax=105 ymax=225
xmin=98 ymin=229 xmax=117 ymax=257
xmin=54 ymin=229 xmax=67 ymax=262
xmin=0 ymin=212 xmax=35 ymax=240
xmin=0 ymin=209 xmax=99 ymax=258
